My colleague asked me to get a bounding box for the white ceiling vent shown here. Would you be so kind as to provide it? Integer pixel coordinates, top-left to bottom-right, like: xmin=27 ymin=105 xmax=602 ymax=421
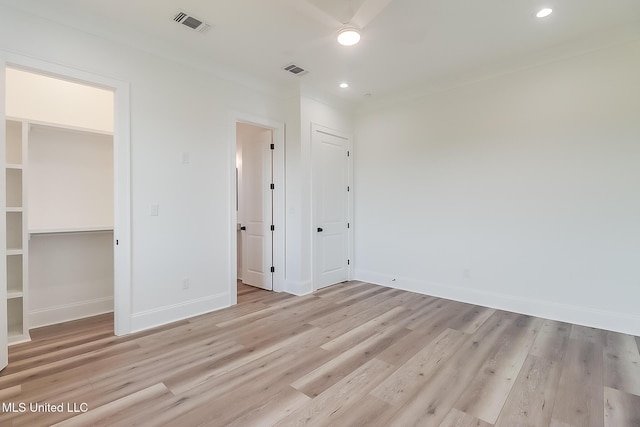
xmin=173 ymin=11 xmax=212 ymax=34
xmin=282 ymin=64 xmax=309 ymax=77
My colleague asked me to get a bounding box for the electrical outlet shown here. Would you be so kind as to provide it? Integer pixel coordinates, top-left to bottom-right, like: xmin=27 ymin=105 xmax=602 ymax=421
xmin=150 ymin=203 xmax=159 ymax=216
xmin=182 ymin=278 xmax=190 ymax=290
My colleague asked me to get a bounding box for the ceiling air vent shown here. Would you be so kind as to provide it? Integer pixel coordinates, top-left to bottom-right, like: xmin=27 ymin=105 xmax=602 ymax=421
xmin=173 ymin=11 xmax=212 ymax=33
xmin=282 ymin=64 xmax=309 ymax=77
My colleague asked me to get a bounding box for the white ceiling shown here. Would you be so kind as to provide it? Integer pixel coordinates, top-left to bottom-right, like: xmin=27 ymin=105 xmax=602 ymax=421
xmin=3 ymin=0 xmax=640 ymax=106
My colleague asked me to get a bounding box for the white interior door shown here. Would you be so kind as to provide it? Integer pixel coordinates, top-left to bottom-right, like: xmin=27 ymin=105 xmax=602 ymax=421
xmin=239 ymin=124 xmax=273 ymax=290
xmin=313 ymin=126 xmax=350 ymax=289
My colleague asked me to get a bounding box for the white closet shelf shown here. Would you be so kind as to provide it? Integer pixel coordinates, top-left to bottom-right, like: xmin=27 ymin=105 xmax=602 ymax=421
xmin=5 ymin=163 xmax=23 ymax=169
xmin=6 ymin=249 xmax=23 ymax=256
xmin=28 ymin=119 xmax=113 ymax=136
xmin=6 ymin=207 xmax=23 ymax=212
xmin=7 ymin=291 xmax=23 ymax=300
xmin=29 ymin=226 xmax=114 ymax=235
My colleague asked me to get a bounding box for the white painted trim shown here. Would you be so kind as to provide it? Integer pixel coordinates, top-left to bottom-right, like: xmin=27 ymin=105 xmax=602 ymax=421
xmin=8 ymin=335 xmax=30 ymax=346
xmin=7 ymin=116 xmax=113 ymax=136
xmin=355 ymin=268 xmax=640 ymax=337
xmin=284 ymin=280 xmax=314 ymax=296
xmin=29 ymin=226 xmax=113 ymax=235
xmin=113 ymin=78 xmax=132 ymax=336
xmin=0 ymin=56 xmax=8 ymax=370
xmin=29 ymin=297 xmax=114 ymax=328
xmin=2 ymin=51 xmax=133 ymax=336
xmin=228 ymin=111 xmax=286 ymax=304
xmin=130 ymin=293 xmax=229 ymax=333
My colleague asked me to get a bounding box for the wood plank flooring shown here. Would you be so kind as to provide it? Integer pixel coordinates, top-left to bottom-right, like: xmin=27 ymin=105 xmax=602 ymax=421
xmin=1 ymin=281 xmax=639 ymax=426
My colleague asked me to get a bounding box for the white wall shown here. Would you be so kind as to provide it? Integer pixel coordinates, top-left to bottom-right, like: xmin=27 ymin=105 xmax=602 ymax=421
xmin=27 ymin=121 xmax=114 ymax=327
xmin=354 ymin=40 xmax=640 ymax=336
xmin=6 ymin=67 xmax=114 ymax=133
xmin=0 ymin=4 xmax=286 ymax=332
xmin=28 ymin=126 xmax=113 ymax=231
xmin=284 ymin=94 xmax=303 ymax=293
xmin=29 ymin=232 xmax=114 ymax=327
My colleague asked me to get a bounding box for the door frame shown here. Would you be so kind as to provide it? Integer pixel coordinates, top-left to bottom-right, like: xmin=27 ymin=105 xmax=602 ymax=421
xmin=0 ymin=51 xmax=132 ymax=336
xmin=229 ymin=112 xmax=285 ymax=305
xmin=311 ymin=123 xmax=354 ymax=291
xmin=0 ymin=58 xmax=6 ymax=369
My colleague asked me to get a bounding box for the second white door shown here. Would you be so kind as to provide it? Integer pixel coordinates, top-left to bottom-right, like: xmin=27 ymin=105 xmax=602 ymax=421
xmin=238 ymin=123 xmax=273 ymax=290
xmin=313 ymin=125 xmax=351 ymax=289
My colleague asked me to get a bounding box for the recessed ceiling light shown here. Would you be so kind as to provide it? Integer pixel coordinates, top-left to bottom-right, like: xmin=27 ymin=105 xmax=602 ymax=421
xmin=337 ymin=27 xmax=361 ymax=46
xmin=536 ymin=8 xmax=553 ymax=18
xmin=339 ymin=83 xmax=349 ymax=89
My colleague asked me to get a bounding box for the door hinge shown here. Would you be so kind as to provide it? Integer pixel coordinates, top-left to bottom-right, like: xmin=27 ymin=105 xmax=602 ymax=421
xmin=116 ymin=239 xmax=119 ymax=245
xmin=270 ymin=183 xmax=275 ymax=190
xmin=270 ymin=143 xmax=275 ymax=150
xmin=347 ymin=186 xmax=350 ymax=192
xmin=270 ymin=224 xmax=275 ymax=231
xmin=270 ymin=266 xmax=275 ymax=273
xmin=347 ymin=223 xmax=350 ymax=229
xmin=347 ymin=150 xmax=350 ymax=157
xmin=347 ymin=259 xmax=350 ymax=265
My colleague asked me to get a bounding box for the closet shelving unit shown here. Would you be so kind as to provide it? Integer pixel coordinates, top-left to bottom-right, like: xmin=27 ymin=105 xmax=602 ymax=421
xmin=5 ymin=116 xmax=114 ymax=343
xmin=5 ymin=118 xmax=30 ymax=344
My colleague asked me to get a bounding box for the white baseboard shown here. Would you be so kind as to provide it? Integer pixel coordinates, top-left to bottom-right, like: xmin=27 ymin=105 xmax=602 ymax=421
xmin=284 ymin=279 xmax=313 ymax=296
xmin=355 ymin=268 xmax=640 ymax=337
xmin=130 ymin=293 xmax=229 ymax=333
xmin=30 ymin=297 xmax=114 ymax=328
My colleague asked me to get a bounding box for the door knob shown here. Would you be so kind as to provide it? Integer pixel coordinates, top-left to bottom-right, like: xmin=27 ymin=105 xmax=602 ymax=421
xmin=240 ymin=226 xmax=246 ymax=231
xmin=317 ymin=227 xmax=323 ymax=232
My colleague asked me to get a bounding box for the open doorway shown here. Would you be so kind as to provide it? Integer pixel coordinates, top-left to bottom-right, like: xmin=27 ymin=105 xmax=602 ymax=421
xmin=229 ymin=116 xmax=285 ymax=305
xmin=5 ymin=67 xmax=115 ymax=338
xmin=236 ymin=122 xmax=274 ymax=291
xmin=2 ymin=55 xmax=131 ymax=368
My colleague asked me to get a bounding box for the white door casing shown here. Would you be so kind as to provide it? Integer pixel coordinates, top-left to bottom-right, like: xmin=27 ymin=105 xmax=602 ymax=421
xmin=239 ymin=124 xmax=273 ymax=290
xmin=0 ymin=62 xmax=7 ymax=370
xmin=313 ymin=125 xmax=351 ymax=290
xmin=229 ymin=113 xmax=284 ymax=306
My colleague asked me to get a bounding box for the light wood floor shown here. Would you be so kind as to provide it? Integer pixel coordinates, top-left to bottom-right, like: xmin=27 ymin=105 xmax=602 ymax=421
xmin=1 ymin=281 xmax=640 ymax=426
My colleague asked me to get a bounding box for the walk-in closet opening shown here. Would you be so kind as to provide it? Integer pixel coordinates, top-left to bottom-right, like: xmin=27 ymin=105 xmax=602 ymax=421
xmin=4 ymin=67 xmax=116 ymax=342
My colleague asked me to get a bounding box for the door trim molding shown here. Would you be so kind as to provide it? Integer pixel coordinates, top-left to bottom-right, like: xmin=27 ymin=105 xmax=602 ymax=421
xmin=0 ymin=54 xmax=7 ymax=369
